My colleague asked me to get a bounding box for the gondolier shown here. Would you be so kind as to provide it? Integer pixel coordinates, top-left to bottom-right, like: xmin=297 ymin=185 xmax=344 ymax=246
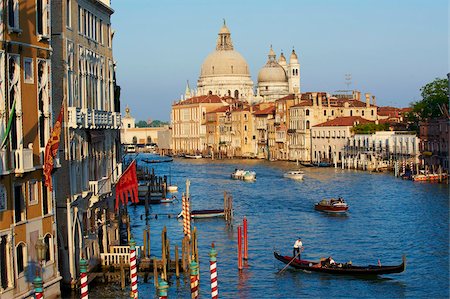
xmin=293 ymin=238 xmax=303 ymax=259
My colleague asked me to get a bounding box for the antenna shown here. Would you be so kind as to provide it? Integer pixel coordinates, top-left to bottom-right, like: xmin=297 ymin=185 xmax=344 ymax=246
xmin=345 ymin=73 xmax=352 ymax=90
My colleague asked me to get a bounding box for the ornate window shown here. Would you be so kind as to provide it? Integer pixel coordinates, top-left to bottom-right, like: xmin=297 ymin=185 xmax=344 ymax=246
xmin=8 ymin=54 xmax=21 ymax=151
xmin=37 ymin=59 xmax=51 ymax=150
xmin=7 ymin=0 xmax=19 ymax=31
xmin=15 ymin=242 xmax=26 ymax=276
xmin=36 ymin=0 xmax=50 ymax=38
xmin=23 ymin=58 xmax=34 ymax=84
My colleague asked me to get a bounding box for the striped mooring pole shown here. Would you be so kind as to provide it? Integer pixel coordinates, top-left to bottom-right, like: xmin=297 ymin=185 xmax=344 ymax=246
xmin=80 ymin=258 xmax=88 ymax=299
xmin=157 ymin=276 xmax=169 ymax=299
xmin=209 ymin=243 xmax=218 ymax=299
xmin=33 ymin=275 xmax=43 ymax=299
xmin=129 ymin=236 xmax=138 ymax=298
xmin=190 ymin=259 xmax=199 ymax=299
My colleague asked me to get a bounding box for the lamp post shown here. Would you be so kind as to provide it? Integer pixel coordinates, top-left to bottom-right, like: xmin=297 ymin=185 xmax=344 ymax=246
xmin=34 ymin=237 xmax=48 ymax=299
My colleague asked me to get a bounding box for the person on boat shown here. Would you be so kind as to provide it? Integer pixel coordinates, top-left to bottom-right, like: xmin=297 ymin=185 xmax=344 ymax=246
xmin=293 ymin=238 xmax=303 ymax=259
xmin=328 ymin=256 xmax=336 ymax=265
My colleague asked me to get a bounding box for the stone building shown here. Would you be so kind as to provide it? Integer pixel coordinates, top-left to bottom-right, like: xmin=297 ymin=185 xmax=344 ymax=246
xmin=51 ymin=0 xmax=122 ymax=286
xmin=120 ymin=107 xmax=170 ymax=147
xmin=171 ymin=95 xmax=229 ymax=154
xmin=311 ymin=116 xmax=374 ymax=164
xmin=419 ymin=117 xmax=449 ymax=170
xmin=289 ymin=91 xmax=378 ymax=162
xmin=253 ymin=104 xmax=276 ymax=159
xmin=0 ymin=0 xmax=61 ymax=297
xmin=273 ymin=94 xmax=296 ymax=160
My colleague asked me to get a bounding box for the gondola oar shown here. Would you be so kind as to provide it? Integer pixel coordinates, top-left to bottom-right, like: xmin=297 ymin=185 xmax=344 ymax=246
xmin=277 ymin=248 xmax=303 ymax=274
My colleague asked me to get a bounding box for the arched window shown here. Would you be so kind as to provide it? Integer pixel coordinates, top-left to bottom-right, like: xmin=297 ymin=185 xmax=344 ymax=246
xmin=44 ymin=235 xmax=51 ymax=262
xmin=147 ymin=136 xmax=152 ymax=144
xmin=332 ymin=110 xmax=334 ymax=116
xmin=244 ymin=125 xmax=247 ymax=131
xmin=132 ymin=136 xmax=137 ymax=144
xmin=324 ymin=110 xmax=327 ymax=116
xmin=234 ymin=90 xmax=239 ymax=99
xmin=16 ymin=243 xmax=26 ymax=274
xmin=305 ymin=109 xmax=309 ymax=116
xmin=208 ymin=90 xmax=212 ymax=95
xmin=371 ymin=109 xmax=374 ymax=116
xmin=292 ymin=69 xmax=295 ymax=76
xmin=350 ymin=110 xmax=353 ymax=116
xmin=244 ymin=137 xmax=248 ymax=144
xmin=227 ymin=90 xmax=231 ymax=96
xmin=306 ymin=120 xmax=310 ymax=129
xmin=362 ymin=111 xmax=365 ymax=116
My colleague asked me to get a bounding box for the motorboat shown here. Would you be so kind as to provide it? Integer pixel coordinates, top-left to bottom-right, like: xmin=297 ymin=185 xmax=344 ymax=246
xmin=231 ymin=169 xmax=256 ymax=181
xmin=167 ymin=185 xmax=178 ymax=192
xmin=284 ymin=170 xmax=304 ymax=180
xmin=315 ymin=198 xmax=348 ymax=213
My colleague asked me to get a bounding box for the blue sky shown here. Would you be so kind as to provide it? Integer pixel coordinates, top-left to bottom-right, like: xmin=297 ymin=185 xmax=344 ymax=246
xmin=111 ymin=0 xmax=448 ymax=121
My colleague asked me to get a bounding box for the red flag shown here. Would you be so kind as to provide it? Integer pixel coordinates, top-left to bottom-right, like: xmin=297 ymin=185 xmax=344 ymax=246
xmin=115 ymin=160 xmax=139 ymax=210
xmin=43 ymin=105 xmax=64 ymax=191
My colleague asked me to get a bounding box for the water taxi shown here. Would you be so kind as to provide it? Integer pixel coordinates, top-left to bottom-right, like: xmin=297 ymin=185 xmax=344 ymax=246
xmin=231 ymin=169 xmax=256 ymax=181
xmin=315 ymin=198 xmax=348 ymax=213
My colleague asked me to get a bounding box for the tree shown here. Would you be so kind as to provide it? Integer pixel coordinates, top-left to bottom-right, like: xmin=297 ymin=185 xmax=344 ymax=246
xmin=135 ymin=120 xmax=148 ymax=128
xmin=406 ymin=77 xmax=449 ymax=131
xmin=352 ymin=123 xmax=389 ymax=134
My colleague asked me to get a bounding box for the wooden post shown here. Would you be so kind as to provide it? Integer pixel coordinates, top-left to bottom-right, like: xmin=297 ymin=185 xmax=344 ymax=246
xmin=166 ymin=238 xmax=171 ymax=274
xmin=143 ymin=229 xmax=147 ymax=259
xmin=237 ymin=225 xmax=243 ymax=270
xmin=145 ymin=184 xmax=150 ymax=217
xmin=175 ymin=245 xmax=180 ymax=278
xmin=161 ymin=227 xmax=167 ymax=280
xmin=181 ymin=237 xmax=186 ymax=272
xmin=243 ymin=217 xmax=248 ymax=260
xmin=153 ymin=258 xmax=159 ymax=288
xmin=120 ymin=256 xmax=125 ymax=290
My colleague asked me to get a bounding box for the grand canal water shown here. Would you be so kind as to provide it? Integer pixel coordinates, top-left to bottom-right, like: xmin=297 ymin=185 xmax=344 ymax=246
xmin=86 ymin=154 xmax=449 ymax=298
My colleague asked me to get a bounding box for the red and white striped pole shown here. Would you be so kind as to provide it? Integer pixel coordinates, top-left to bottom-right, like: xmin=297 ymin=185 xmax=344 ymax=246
xmin=129 ymin=236 xmax=138 ymax=298
xmin=186 ymin=197 xmax=191 ymax=240
xmin=190 ymin=260 xmax=199 ymax=299
xmin=243 ymin=217 xmax=248 ymax=260
xmin=237 ymin=226 xmax=243 ymax=270
xmin=33 ymin=274 xmax=43 ymax=299
xmin=182 ymin=194 xmax=187 ymax=235
xmin=209 ymin=243 xmax=218 ymax=299
xmin=80 ymin=258 xmax=88 ymax=299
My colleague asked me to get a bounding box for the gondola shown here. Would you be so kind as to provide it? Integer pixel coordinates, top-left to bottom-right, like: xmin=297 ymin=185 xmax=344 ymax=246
xmin=177 ymin=209 xmax=225 ymax=219
xmin=142 ymin=158 xmax=173 ymax=163
xmin=274 ymin=252 xmax=406 ymax=276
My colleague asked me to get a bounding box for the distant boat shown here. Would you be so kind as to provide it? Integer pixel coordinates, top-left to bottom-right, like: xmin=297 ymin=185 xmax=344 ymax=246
xmin=315 ymin=198 xmax=349 ymax=213
xmin=142 ymin=158 xmax=173 ymax=163
xmin=185 ymin=154 xmax=202 ymax=159
xmin=312 ymin=162 xmax=332 ymax=167
xmin=177 ymin=209 xmax=225 ymax=219
xmin=284 ymin=170 xmax=305 ymax=180
xmin=231 ymin=169 xmax=256 ymax=181
xmin=300 ymin=162 xmax=314 ymax=167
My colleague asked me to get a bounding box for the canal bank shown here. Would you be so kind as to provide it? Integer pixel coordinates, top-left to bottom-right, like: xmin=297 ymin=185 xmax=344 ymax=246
xmin=79 ymin=155 xmax=449 ymax=298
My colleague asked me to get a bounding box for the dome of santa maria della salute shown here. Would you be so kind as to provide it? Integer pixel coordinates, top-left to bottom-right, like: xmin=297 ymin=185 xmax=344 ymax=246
xmin=197 ymin=21 xmax=254 ymax=99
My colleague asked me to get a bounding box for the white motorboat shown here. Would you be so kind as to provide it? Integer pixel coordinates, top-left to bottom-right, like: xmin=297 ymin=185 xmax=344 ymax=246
xmin=284 ymin=170 xmax=304 ymax=180
xmin=167 ymin=185 xmax=178 ymax=192
xmin=231 ymin=169 xmax=256 ymax=181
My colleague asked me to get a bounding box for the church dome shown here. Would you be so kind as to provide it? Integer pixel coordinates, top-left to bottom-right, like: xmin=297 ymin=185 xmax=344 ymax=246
xmin=258 ymin=46 xmax=288 ymax=83
xmin=201 ymin=50 xmax=250 ymax=77
xmin=200 ymin=20 xmax=251 ymax=78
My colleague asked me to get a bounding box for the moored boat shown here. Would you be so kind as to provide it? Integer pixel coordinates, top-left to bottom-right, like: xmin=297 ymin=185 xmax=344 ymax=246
xmin=167 ymin=185 xmax=178 ymax=192
xmin=315 ymin=198 xmax=348 ymax=213
xmin=274 ymin=252 xmax=406 ymax=276
xmin=284 ymin=170 xmax=304 ymax=180
xmin=177 ymin=209 xmax=225 ymax=219
xmin=185 ymin=154 xmax=202 ymax=159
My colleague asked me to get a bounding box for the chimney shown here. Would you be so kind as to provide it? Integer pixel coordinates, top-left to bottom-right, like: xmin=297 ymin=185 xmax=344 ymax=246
xmin=365 ymin=93 xmax=371 ymax=108
xmin=312 ymin=92 xmax=317 ymax=107
xmin=327 ymin=94 xmax=331 ymax=108
xmin=355 ymin=91 xmax=361 ymax=101
xmin=318 ymin=93 xmax=323 ymax=107
xmin=372 ymin=95 xmax=376 ymax=106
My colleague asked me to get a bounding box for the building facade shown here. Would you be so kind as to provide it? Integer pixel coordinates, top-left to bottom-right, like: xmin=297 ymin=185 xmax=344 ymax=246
xmin=0 ymin=0 xmax=61 ymax=298
xmin=419 ymin=118 xmax=449 ymax=170
xmin=51 ymin=0 xmax=122 ymax=286
xmin=311 ymin=116 xmax=374 ymax=165
xmin=344 ymin=131 xmax=420 ymax=171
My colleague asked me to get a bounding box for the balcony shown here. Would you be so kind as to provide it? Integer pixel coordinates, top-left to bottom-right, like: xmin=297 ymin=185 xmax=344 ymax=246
xmin=68 ymin=107 xmax=121 ymax=130
xmin=89 ymin=176 xmax=112 ymax=198
xmin=12 ymin=144 xmax=35 ymax=174
xmin=0 ymin=150 xmax=10 ymax=175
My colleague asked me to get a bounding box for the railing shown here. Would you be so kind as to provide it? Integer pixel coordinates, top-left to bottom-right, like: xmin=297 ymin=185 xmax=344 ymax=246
xmin=100 ymin=253 xmax=130 ymax=267
xmin=89 ymin=176 xmax=112 ymax=197
xmin=0 ymin=150 xmax=9 ymax=175
xmin=110 ymin=245 xmax=142 ymax=257
xmin=11 ymin=145 xmax=35 ymax=174
xmin=67 ymin=107 xmax=85 ymax=128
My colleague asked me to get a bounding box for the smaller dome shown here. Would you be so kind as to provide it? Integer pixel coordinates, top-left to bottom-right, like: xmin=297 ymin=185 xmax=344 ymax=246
xmin=219 ymin=24 xmax=230 ymax=34
xmin=258 ymin=46 xmax=288 ymax=83
xmin=279 ymin=52 xmax=286 ymax=63
xmin=258 ymin=66 xmax=288 ymax=83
